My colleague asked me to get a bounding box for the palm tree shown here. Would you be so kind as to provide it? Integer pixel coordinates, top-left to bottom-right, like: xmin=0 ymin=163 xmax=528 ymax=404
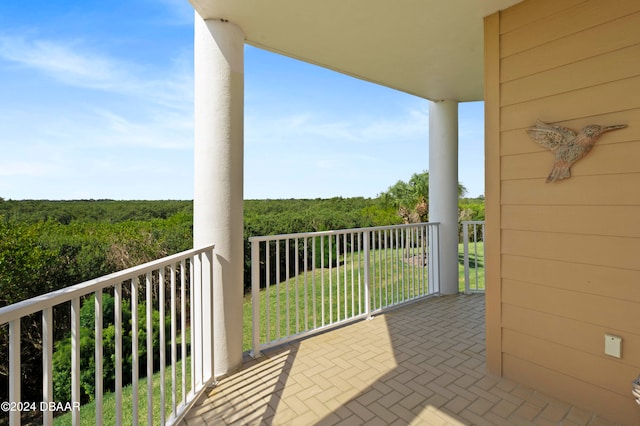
xmin=379 ymin=171 xmax=467 ymax=223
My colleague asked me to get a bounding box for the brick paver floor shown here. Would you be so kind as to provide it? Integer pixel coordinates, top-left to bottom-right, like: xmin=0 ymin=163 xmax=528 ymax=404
xmin=180 ymin=294 xmax=618 ymax=425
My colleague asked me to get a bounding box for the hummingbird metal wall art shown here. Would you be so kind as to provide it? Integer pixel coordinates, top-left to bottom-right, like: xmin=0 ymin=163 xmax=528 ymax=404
xmin=527 ymin=120 xmax=627 ymax=183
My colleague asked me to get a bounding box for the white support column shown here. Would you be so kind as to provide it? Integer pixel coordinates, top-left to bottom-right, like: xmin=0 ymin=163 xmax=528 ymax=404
xmin=194 ymin=14 xmax=244 ymax=377
xmin=429 ymin=100 xmax=459 ymax=295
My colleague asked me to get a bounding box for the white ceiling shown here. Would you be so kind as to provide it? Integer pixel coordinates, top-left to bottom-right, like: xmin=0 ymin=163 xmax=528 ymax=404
xmin=188 ymin=0 xmax=522 ymax=102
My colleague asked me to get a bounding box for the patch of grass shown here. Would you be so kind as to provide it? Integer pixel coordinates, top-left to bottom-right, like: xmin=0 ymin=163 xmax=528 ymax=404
xmin=243 ymin=244 xmax=437 ymax=351
xmin=244 ymin=240 xmax=486 ymax=351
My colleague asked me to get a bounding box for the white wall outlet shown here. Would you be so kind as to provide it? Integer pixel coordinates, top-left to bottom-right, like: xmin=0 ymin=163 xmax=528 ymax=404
xmin=604 ymin=334 xmax=622 ymax=358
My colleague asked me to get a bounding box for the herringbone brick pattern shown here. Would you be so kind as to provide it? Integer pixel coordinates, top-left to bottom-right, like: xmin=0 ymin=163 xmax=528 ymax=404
xmin=180 ymin=294 xmax=617 ymax=425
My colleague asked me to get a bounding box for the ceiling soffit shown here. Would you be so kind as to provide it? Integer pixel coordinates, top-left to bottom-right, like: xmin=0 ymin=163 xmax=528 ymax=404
xmin=189 ymin=0 xmax=522 ymax=101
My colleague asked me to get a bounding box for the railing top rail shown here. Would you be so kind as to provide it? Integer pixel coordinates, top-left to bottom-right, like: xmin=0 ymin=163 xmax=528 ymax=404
xmin=248 ymin=222 xmax=441 ymax=243
xmin=0 ymin=244 xmax=215 ymax=326
xmin=461 ymin=220 xmax=485 ymax=225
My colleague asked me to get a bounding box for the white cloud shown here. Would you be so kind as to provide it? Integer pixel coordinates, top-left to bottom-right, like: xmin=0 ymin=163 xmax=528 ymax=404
xmin=246 ymin=104 xmax=428 ymax=147
xmin=244 ymin=102 xmax=432 ymax=199
xmin=91 ymin=108 xmax=193 ymax=150
xmin=0 ymin=36 xmax=127 ymax=89
xmin=359 ymin=106 xmax=429 ymax=141
xmin=0 ymin=31 xmax=194 ymax=153
xmin=0 ymin=35 xmax=193 ymax=109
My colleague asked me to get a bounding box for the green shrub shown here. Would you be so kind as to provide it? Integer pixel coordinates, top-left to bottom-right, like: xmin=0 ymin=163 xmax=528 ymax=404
xmin=52 ymin=294 xmax=170 ymax=404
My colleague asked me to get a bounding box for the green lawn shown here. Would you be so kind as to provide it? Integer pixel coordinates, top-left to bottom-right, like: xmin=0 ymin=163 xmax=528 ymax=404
xmin=243 ymin=240 xmax=485 ymax=351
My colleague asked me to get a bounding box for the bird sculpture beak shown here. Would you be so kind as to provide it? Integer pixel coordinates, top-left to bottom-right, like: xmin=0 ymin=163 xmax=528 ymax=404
xmin=602 ymin=124 xmax=627 ymax=132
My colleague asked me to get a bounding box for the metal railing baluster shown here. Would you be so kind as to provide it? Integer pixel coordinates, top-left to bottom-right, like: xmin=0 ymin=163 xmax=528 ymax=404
xmin=336 ymin=234 xmax=341 ymax=321
xmin=357 ymin=232 xmax=362 ymax=315
xmin=159 ymin=268 xmax=166 ymax=426
xmin=266 ymin=241 xmax=270 ymax=342
xmin=343 ymin=233 xmax=348 ymax=318
xmin=286 ymin=239 xmax=290 ymax=336
xmin=295 ymin=238 xmax=300 ymax=333
xmin=350 ymin=233 xmax=355 ymax=316
xmin=95 ymin=290 xmax=104 ymax=426
xmin=146 ymin=272 xmax=153 ymax=426
xmin=71 ymin=298 xmax=80 ymax=426
xmin=363 ymin=230 xmax=371 ymax=319
xmin=132 ymin=277 xmax=139 ymax=426
xmin=276 ymin=240 xmax=281 ymax=340
xmin=180 ymin=259 xmax=187 ymax=407
xmin=115 ymin=282 xmax=123 ymax=426
xmin=321 ymin=236 xmax=325 ymax=327
xmin=42 ymin=307 xmax=53 ymax=426
xmin=9 ymin=320 xmax=20 ymax=426
xmin=170 ymin=263 xmax=177 ymax=419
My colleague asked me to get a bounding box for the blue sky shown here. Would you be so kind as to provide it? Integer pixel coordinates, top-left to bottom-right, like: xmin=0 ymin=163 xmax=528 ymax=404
xmin=0 ymin=0 xmax=484 ymax=200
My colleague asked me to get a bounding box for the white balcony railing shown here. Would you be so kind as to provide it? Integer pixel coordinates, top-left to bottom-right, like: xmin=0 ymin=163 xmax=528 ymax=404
xmin=0 ymin=220 xmax=484 ymax=424
xmin=461 ymin=220 xmax=485 ymax=294
xmin=250 ymin=222 xmax=441 ymax=357
xmin=0 ymin=244 xmax=215 ymax=426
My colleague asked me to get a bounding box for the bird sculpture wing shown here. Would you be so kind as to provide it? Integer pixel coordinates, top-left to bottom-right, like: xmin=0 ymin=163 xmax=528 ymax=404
xmin=527 ymin=120 xmax=576 ymax=153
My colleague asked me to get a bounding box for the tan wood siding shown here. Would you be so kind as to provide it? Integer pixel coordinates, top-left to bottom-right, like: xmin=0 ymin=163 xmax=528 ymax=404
xmin=502 ymin=174 xmax=640 ymax=205
xmin=501 ymin=205 xmax=640 ymax=239
xmin=500 ymin=0 xmax=640 ymax=57
xmin=502 ymin=75 xmax=640 ymax=131
xmin=503 ymin=353 xmax=638 ymax=423
xmin=503 ymin=304 xmax=640 ymax=361
xmin=501 ymin=12 xmax=640 ymax=83
xmin=501 ymin=255 xmax=640 ymax=302
xmin=499 ymin=0 xmax=586 ymax=34
xmin=503 ymin=329 xmax=638 ymax=395
xmin=486 ymin=0 xmax=640 ymax=423
xmin=502 ymin=229 xmax=638 ymax=270
xmin=501 ymin=44 xmax=640 ymax=106
xmin=502 ymin=279 xmax=639 ymax=335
